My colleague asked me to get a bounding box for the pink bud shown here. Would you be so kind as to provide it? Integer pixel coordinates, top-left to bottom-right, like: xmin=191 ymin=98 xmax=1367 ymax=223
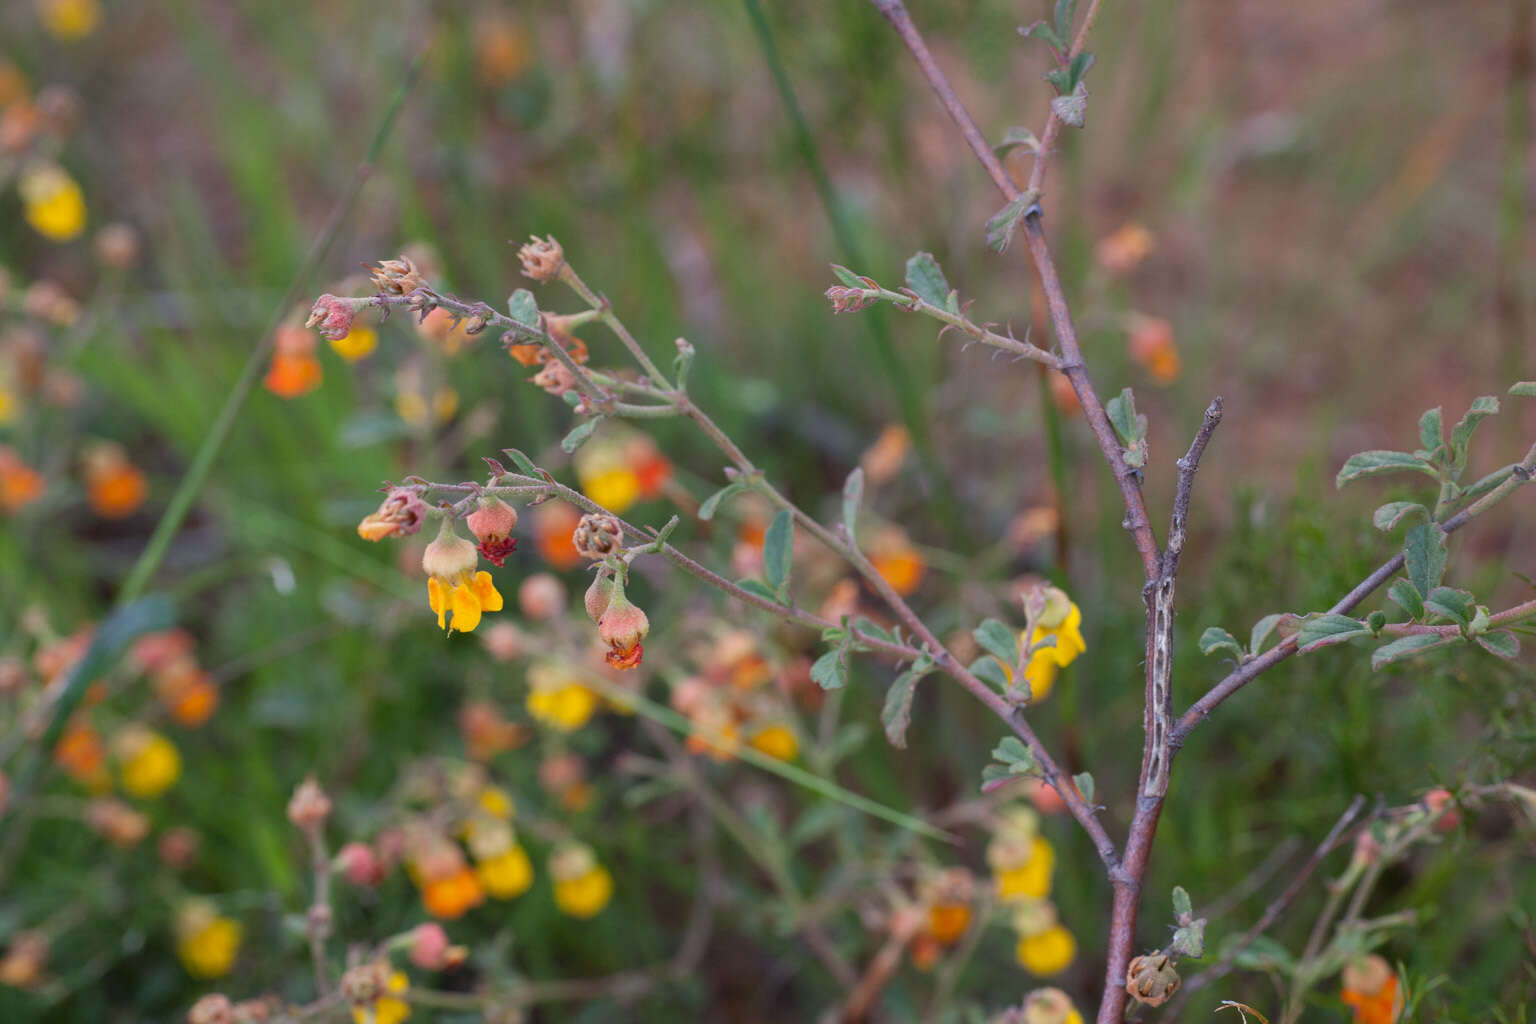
xmin=467 ymin=499 xmax=520 ymax=567
xmin=337 ymin=842 xmax=383 ymax=887
xmin=409 ymin=923 xmax=451 ymax=969
xmin=304 ymin=294 xmax=362 ymax=341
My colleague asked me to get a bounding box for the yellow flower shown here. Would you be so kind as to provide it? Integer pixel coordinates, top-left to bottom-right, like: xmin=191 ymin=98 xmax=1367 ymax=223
xmin=1009 ymin=600 xmax=1085 ymax=703
xmin=423 ymin=526 xmax=501 ymax=633
xmin=526 ymin=664 xmax=599 ymax=732
xmin=995 ymin=836 xmax=1055 ymax=903
xmin=0 ymin=384 xmax=18 ymax=425
xmin=115 ymin=727 xmax=181 ymax=799
xmin=176 ymin=910 xmax=241 ymax=978
xmin=476 ymin=845 xmax=534 ymax=900
xmin=747 ymin=723 xmax=799 ymax=761
xmin=550 ymin=844 xmax=613 ymax=918
xmin=1016 ymin=924 xmax=1076 ymax=976
xmin=36 ymin=0 xmax=100 ymax=41
xmin=19 ymin=165 xmax=87 ymax=242
xmin=583 ymin=467 xmax=641 ymax=513
xmin=478 ymin=785 xmax=515 ymax=820
xmin=351 ymin=971 xmax=410 ymax=1024
xmin=329 ymin=325 xmax=378 ymax=362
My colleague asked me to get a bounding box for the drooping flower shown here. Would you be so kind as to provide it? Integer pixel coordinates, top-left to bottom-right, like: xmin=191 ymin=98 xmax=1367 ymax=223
xmin=466 ymin=497 xmax=519 ymax=567
xmin=597 ymin=590 xmax=649 ymax=671
xmin=329 ymin=324 xmax=378 ymax=362
xmin=423 ymin=520 xmax=503 ymax=634
xmin=549 ymin=844 xmax=613 ymax=918
xmin=1341 ymin=955 xmax=1403 ymax=1024
xmin=0 ymin=446 xmax=45 ymax=514
xmin=342 ymin=961 xmax=410 ymax=1024
xmin=114 ymin=725 xmax=181 ymax=799
xmin=357 ymin=488 xmax=427 ymax=542
xmin=869 ymin=526 xmax=926 ymax=596
xmin=1016 ymin=924 xmax=1076 ymax=976
xmin=525 ymin=663 xmax=599 ymax=732
xmin=747 ymin=723 xmax=799 ymax=761
xmin=175 ymin=902 xmax=242 ymax=979
xmin=517 ymin=235 xmax=565 ymax=283
xmin=81 ymin=442 xmax=146 ymax=519
xmin=1019 ymin=987 xmax=1084 ymax=1024
xmin=19 ymin=163 xmax=86 ymax=241
xmin=476 ymin=844 xmax=534 ymax=900
xmin=1008 ymin=588 xmax=1086 ymax=703
xmin=265 ymin=326 xmax=323 ymax=399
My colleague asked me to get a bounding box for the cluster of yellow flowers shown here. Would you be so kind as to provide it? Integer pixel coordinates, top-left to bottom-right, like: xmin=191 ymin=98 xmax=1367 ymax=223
xmin=988 ymin=806 xmax=1077 ymax=976
xmin=668 ymin=629 xmax=807 ymax=763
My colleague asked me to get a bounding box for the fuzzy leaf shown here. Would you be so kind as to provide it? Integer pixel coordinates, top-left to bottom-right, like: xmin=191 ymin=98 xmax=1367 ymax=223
xmin=974 ymin=619 xmax=1020 ymax=664
xmin=506 ymin=288 xmax=539 ymax=328
xmin=830 ymin=264 xmax=865 ymax=288
xmin=985 ymin=193 xmax=1034 ymax=253
xmin=560 ymin=417 xmax=601 ymax=453
xmin=1373 ymin=501 xmax=1427 ymax=532
xmin=501 ymin=448 xmax=539 ymax=477
xmin=1475 ymin=630 xmax=1520 ymax=659
xmin=1172 ymin=886 xmax=1193 ymax=918
xmin=1297 ymin=613 xmax=1372 ymax=653
xmin=1106 ymin=388 xmax=1147 ymax=446
xmin=1423 ymin=586 xmax=1474 ymax=626
xmin=1198 ymin=627 xmax=1243 ymax=659
xmin=992 ymin=736 xmax=1037 ymax=771
xmin=1372 ymin=633 xmax=1456 ymax=670
xmin=1250 ymin=613 xmax=1286 ymax=655
xmin=1172 ymin=920 xmax=1206 ymax=959
xmin=1450 ymin=396 xmax=1500 ymax=455
xmin=970 ymin=657 xmax=1011 ymax=692
xmin=1510 ymin=381 xmax=1536 ymax=397
xmin=1404 ymin=524 xmax=1448 ymax=598
xmin=763 ymin=509 xmax=794 ymax=593
xmin=699 ymin=481 xmax=746 ymax=521
xmin=904 ymin=252 xmax=950 ymax=308
xmin=1050 ymin=82 xmax=1088 ymax=127
xmin=810 ymin=648 xmax=849 ymax=690
xmin=1336 ymin=450 xmax=1435 ymax=488
xmin=882 ymin=661 xmax=932 ymax=749
xmin=734 ymin=578 xmax=781 ymax=604
xmin=1418 ymin=407 xmax=1444 ymax=451
xmin=1387 ymin=578 xmax=1425 ymax=619
xmin=993 ymin=126 xmax=1041 ymax=160
xmin=1072 ymin=772 xmax=1095 ymax=804
xmin=842 ymin=467 xmax=864 ymax=547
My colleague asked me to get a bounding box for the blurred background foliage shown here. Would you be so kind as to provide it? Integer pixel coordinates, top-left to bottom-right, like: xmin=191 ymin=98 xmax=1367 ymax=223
xmin=1 ymin=0 xmax=1533 ymax=1020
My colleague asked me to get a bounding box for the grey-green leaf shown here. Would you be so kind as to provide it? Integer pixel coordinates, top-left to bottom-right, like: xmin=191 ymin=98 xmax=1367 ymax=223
xmin=1373 ymin=501 xmax=1427 ymax=532
xmin=506 ymin=288 xmax=539 ymax=328
xmin=970 ymin=656 xmax=1011 ymax=692
xmin=560 ymin=417 xmax=601 ymax=453
xmin=1404 ymin=524 xmax=1448 ymax=598
xmin=985 ymin=194 xmax=1033 ymax=253
xmin=1418 ymin=407 xmax=1444 ymax=451
xmin=1450 ymin=396 xmax=1499 ymax=455
xmin=1171 ymin=920 xmax=1206 ymax=959
xmin=699 ymin=481 xmax=746 ymax=521
xmin=842 ymin=467 xmax=864 ymax=548
xmin=1051 ymin=82 xmax=1088 ymax=128
xmin=830 ymin=264 xmax=866 ymax=288
xmin=1105 ymin=388 xmax=1147 ymax=445
xmin=1511 ymin=381 xmax=1536 ymax=397
xmin=904 ymin=252 xmax=950 ymax=308
xmin=1371 ymin=633 xmax=1456 ymax=670
xmin=974 ymin=619 xmax=1020 ymax=664
xmin=1072 ymin=772 xmax=1095 ymax=805
xmin=882 ymin=666 xmax=927 ymax=748
xmin=992 ymin=736 xmax=1036 ymax=770
xmin=1475 ymin=630 xmax=1520 ymax=659
xmin=1172 ymin=886 xmax=1193 ymax=918
xmin=811 ymin=649 xmax=848 ymax=690
xmin=994 ymin=126 xmax=1040 ymax=160
xmin=1387 ymin=578 xmax=1425 ymax=619
xmin=1198 ymin=627 xmax=1242 ymax=659
xmin=1297 ymin=613 xmax=1372 ymax=653
xmin=501 ymin=447 xmax=539 ymax=477
xmin=1336 ymin=450 xmax=1435 ymax=488
xmin=1250 ymin=613 xmax=1286 ymax=655
xmin=763 ymin=509 xmax=793 ymax=591
xmin=735 ymin=578 xmax=782 ymax=604
xmin=1423 ymin=586 xmax=1474 ymax=626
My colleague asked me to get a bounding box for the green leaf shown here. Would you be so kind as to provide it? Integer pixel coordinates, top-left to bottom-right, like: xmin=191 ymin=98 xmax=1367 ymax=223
xmin=1106 ymin=387 xmax=1147 ymax=446
xmin=1250 ymin=613 xmax=1286 ymax=655
xmin=992 ymin=736 xmax=1037 ymax=771
xmin=1053 ymin=0 xmax=1078 ymax=38
xmin=506 ymin=288 xmax=539 ymax=328
xmin=904 ymin=252 xmax=950 ymax=308
xmin=1072 ymin=772 xmax=1095 ymax=804
xmin=842 ymin=467 xmax=864 ymax=547
xmin=1387 ymin=578 xmax=1425 ymax=619
xmin=882 ymin=662 xmax=932 ymax=749
xmin=851 ymin=616 xmax=897 ymax=646
xmin=763 ymin=508 xmax=793 ymax=592
xmin=1198 ymin=626 xmax=1242 ymax=659
xmin=1297 ymin=613 xmax=1372 ymax=653
xmin=1050 ymin=82 xmax=1088 ymax=127
xmin=1372 ymin=633 xmax=1457 ymax=670
xmin=1373 ymin=501 xmax=1427 ymax=532
xmin=810 ymin=649 xmax=848 ymax=690
xmin=1510 ymin=381 xmax=1536 ymax=397
xmin=1336 ymin=450 xmax=1435 ymax=488
xmin=1172 ymin=886 xmax=1193 ymax=918
xmin=501 ymin=447 xmax=539 ymax=477
xmin=1172 ymin=920 xmax=1206 ymax=959
xmin=985 ymin=193 xmax=1033 ymax=253
xmin=1449 ymin=396 xmax=1499 ymax=455
xmin=1418 ymin=407 xmax=1444 ymax=451
xmin=973 ymin=619 xmax=1020 ymax=664
xmin=1366 ymin=610 xmax=1387 ymax=634
xmin=1423 ymin=587 xmax=1474 ymax=627
xmin=993 ymin=126 xmax=1040 ymax=160
xmin=830 ymin=264 xmax=865 ymax=288
xmin=1404 ymin=524 xmax=1448 ymax=598
xmin=1460 ymin=465 xmax=1514 ymax=502
xmin=970 ymin=656 xmax=1011 ymax=692
xmin=699 ymin=481 xmax=746 ymax=521
xmin=560 ymin=417 xmax=601 ymax=453
xmin=1065 ymin=51 xmax=1096 ymax=92
xmin=1018 ymin=20 xmax=1065 ymax=49
xmin=734 ymin=578 xmax=781 ymax=604
xmin=1229 ymin=935 xmax=1297 ymax=974
xmin=1475 ymin=630 xmax=1520 ymax=659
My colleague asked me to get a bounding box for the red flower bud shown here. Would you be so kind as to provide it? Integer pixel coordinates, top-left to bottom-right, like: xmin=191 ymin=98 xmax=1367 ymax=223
xmin=337 ymin=842 xmax=384 ymax=887
xmin=467 ymin=498 xmax=519 ymax=567
xmin=598 ymin=592 xmax=649 ymax=671
xmin=304 ymin=294 xmax=364 ymax=341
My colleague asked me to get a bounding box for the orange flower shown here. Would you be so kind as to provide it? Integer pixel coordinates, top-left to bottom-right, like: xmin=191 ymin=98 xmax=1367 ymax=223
xmin=1341 ymin=956 xmax=1403 ymax=1024
xmin=869 ymin=527 xmax=926 ymax=597
xmin=264 ymin=351 xmax=322 ymax=398
xmin=156 ymin=667 xmax=219 ymax=727
xmin=926 ymin=902 xmax=972 ymax=946
xmin=1127 ymin=315 xmax=1180 ymax=385
xmin=475 ymin=13 xmax=532 ymax=86
xmin=54 ymin=722 xmax=108 ymax=790
xmin=533 ymin=502 xmax=583 ymax=570
xmin=1095 ymin=222 xmax=1154 ymax=274
xmin=82 ymin=444 xmax=147 ymax=519
xmin=421 ymin=866 xmax=485 ymax=920
xmin=0 ymin=447 xmax=45 ymax=513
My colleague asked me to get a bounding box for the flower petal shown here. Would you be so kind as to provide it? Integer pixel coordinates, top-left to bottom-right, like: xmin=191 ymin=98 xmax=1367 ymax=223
xmin=428 ymin=578 xmax=448 ymax=631
xmin=473 ymin=570 xmax=504 ymax=612
xmin=450 ymin=582 xmax=483 ymax=633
